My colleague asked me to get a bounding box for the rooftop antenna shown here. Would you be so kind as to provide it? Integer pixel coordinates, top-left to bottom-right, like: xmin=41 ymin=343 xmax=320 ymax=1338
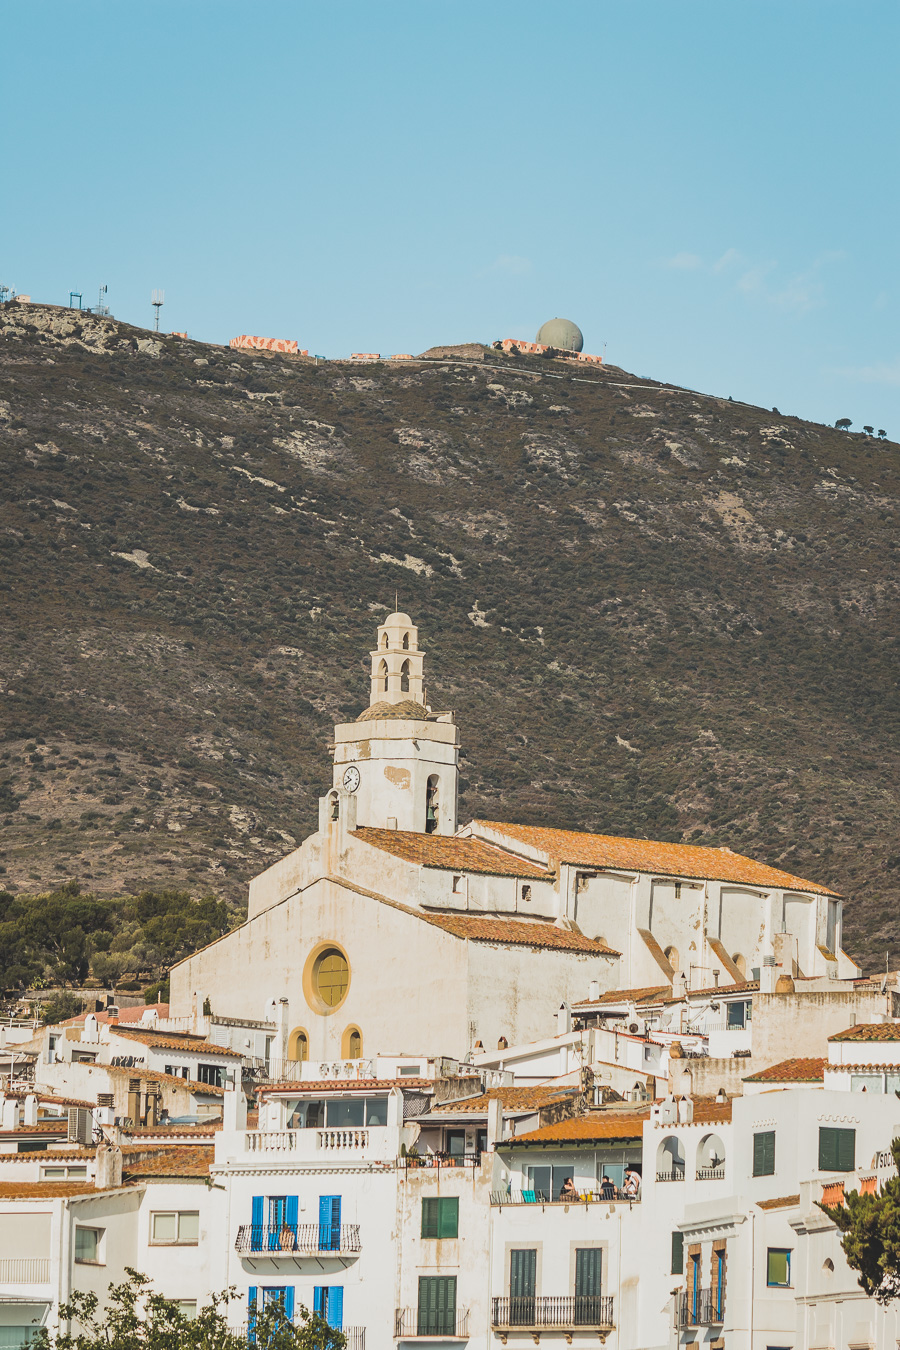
xmin=0 ymin=284 xmax=10 ymax=304
xmin=151 ymin=289 xmax=164 ymax=332
xmin=96 ymin=284 xmax=109 ymax=317
xmin=69 ymin=291 xmax=83 ymax=310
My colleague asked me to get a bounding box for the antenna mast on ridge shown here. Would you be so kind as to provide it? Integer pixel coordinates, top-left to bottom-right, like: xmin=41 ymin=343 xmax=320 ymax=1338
xmin=151 ymin=289 xmax=164 ymax=332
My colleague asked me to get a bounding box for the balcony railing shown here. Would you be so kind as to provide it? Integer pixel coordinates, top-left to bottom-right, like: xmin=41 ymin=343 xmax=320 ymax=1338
xmin=403 ymin=1152 xmax=482 ymax=1170
xmin=395 ymin=1308 xmax=469 ymax=1339
xmin=656 ymin=1169 xmax=685 ymax=1182
xmin=676 ymin=1290 xmax=724 ymax=1328
xmin=241 ymin=1325 xmax=364 ymax=1350
xmin=243 ymin=1128 xmax=370 ymax=1153
xmin=696 ymin=1166 xmax=725 ymax=1180
xmin=0 ymin=1257 xmax=51 ymax=1283
xmin=490 ymin=1190 xmax=640 ymax=1207
xmin=491 ymin=1296 xmax=615 ymax=1330
xmin=235 ymin=1224 xmax=361 ymax=1256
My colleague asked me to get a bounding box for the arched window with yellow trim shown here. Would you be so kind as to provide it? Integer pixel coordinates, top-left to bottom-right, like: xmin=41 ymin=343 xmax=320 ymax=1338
xmin=288 ymin=1028 xmax=309 ymax=1062
xmin=342 ymin=1026 xmax=363 ymax=1059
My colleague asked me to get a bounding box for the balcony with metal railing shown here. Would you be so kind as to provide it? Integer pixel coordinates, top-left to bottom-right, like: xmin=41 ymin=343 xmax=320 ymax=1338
xmin=490 ymin=1189 xmax=639 ymax=1207
xmin=675 ymin=1289 xmax=724 ymax=1328
xmin=695 ymin=1165 xmax=725 ymax=1180
xmin=240 ymin=1324 xmax=364 ymax=1349
xmin=395 ymin=1308 xmax=469 ymax=1339
xmin=491 ymin=1296 xmax=615 ymax=1332
xmin=235 ymin=1224 xmax=361 ymax=1257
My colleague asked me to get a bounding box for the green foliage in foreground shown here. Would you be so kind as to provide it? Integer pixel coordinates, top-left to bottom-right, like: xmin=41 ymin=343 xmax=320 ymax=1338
xmin=31 ymin=1269 xmax=345 ymax=1350
xmin=0 ymin=880 xmax=231 ymax=992
xmin=819 ymin=1138 xmax=900 ymax=1303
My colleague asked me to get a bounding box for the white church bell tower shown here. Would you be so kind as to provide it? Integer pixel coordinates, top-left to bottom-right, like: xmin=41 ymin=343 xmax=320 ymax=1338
xmin=330 ymin=612 xmax=459 ymax=835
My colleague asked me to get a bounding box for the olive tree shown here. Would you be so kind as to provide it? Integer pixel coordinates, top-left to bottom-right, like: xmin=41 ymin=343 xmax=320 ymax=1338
xmin=819 ymin=1139 xmax=900 ymax=1303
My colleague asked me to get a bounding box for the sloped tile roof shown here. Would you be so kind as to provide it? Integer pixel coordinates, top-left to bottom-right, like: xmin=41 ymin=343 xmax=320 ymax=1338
xmin=425 ymin=915 xmax=618 ymax=955
xmin=510 ymin=1111 xmax=650 ymax=1144
xmin=573 ymin=985 xmax=671 ymax=1009
xmin=743 ymin=1057 xmax=826 ymax=1083
xmin=125 ymin=1123 xmax=221 ymax=1137
xmin=124 ymin=1145 xmax=214 ymax=1178
xmin=60 ymin=1004 xmax=170 ymax=1028
xmin=692 ymin=1098 xmax=734 ymax=1123
xmin=258 ymin=1078 xmax=432 ymax=1096
xmin=430 ymin=1086 xmax=579 ymax=1115
xmin=829 ymin=1023 xmax=900 ymax=1042
xmin=474 ymin=821 xmax=839 ymax=896
xmin=103 ymin=1064 xmax=225 ymax=1095
xmin=662 ymin=981 xmax=758 ymax=1005
xmin=757 ymin=1194 xmax=800 ymax=1210
xmin=354 ymin=828 xmax=550 ymax=880
xmin=112 ymin=1029 xmax=242 ymax=1057
xmin=0 ymin=1181 xmax=120 ymax=1198
xmin=0 ymin=1122 xmax=68 ymax=1136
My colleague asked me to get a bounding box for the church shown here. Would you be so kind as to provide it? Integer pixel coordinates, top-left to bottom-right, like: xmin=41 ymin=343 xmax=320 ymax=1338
xmin=169 ymin=613 xmax=855 ymax=1061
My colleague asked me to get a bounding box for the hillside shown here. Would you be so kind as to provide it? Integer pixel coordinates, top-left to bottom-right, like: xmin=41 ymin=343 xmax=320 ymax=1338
xmin=1 ymin=303 xmax=898 ymax=969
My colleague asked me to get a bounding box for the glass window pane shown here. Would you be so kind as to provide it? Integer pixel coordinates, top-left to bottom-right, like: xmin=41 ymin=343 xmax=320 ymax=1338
xmin=178 ymin=1212 xmax=199 ymax=1243
xmin=886 ymin=1073 xmax=900 ymax=1094
xmin=364 ymin=1098 xmax=388 ymax=1126
xmin=42 ymin=1168 xmax=65 ymax=1179
xmin=176 ymin=1303 xmax=197 ymax=1319
xmin=152 ymin=1213 xmax=177 ymax=1242
xmin=326 ymin=1099 xmax=365 ymax=1128
xmin=75 ymin=1228 xmax=98 ymax=1261
xmin=851 ymin=1074 xmax=883 ymax=1093
xmin=767 ymin=1249 xmax=790 ymax=1286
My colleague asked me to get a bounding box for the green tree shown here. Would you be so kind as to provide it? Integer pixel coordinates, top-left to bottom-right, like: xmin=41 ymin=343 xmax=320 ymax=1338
xmin=819 ymin=1138 xmax=900 ymax=1303
xmin=31 ymin=1269 xmax=345 ymax=1350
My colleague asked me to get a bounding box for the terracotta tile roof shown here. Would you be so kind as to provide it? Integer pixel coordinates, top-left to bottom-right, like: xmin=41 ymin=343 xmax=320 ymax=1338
xmin=430 ymin=1086 xmax=579 ymax=1115
xmin=112 ymin=1029 xmax=242 ymax=1057
xmin=123 ymin=1146 xmax=214 ymax=1179
xmin=425 ymin=914 xmax=618 ymax=955
xmin=744 ymin=1057 xmax=826 ymax=1083
xmin=474 ymin=821 xmax=839 ymax=896
xmin=0 ymin=1147 xmax=100 ymax=1162
xmin=829 ymin=1023 xmax=900 ymax=1042
xmin=663 ymin=980 xmax=758 ymax=1006
xmin=103 ymin=1065 xmax=224 ymax=1095
xmin=125 ymin=1123 xmax=221 ymax=1137
xmin=354 ymin=827 xmax=551 ymax=880
xmin=692 ymin=1098 xmax=734 ymax=1123
xmin=258 ymin=1079 xmax=432 ymax=1096
xmin=573 ymin=985 xmax=670 ymax=1009
xmin=6 ymin=1091 xmax=98 ymax=1109
xmin=824 ymin=1062 xmax=900 ymax=1072
xmin=510 ymin=1110 xmax=650 ymax=1144
xmin=0 ymin=1181 xmax=108 ymax=1198
xmin=0 ymin=1121 xmax=69 ymax=1136
xmin=757 ymin=1194 xmax=800 ymax=1210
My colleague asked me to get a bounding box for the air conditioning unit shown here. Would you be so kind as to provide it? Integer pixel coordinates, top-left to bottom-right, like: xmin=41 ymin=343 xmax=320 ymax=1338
xmin=627 ymin=1019 xmax=646 ymax=1037
xmin=68 ymin=1107 xmax=92 ymax=1145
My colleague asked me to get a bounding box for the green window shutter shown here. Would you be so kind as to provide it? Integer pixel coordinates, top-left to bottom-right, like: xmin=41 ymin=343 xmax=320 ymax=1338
xmin=437 ymin=1198 xmax=459 ymax=1239
xmin=421 ymin=1198 xmax=438 ymax=1238
xmin=418 ymin=1277 xmax=456 ymax=1335
xmin=818 ymin=1127 xmax=836 ymax=1171
xmin=671 ymin=1231 xmax=684 ymax=1275
xmin=753 ymin=1130 xmax=775 ymax=1176
xmin=837 ymin=1128 xmax=855 ymax=1171
xmin=575 ymin=1248 xmax=602 ymax=1297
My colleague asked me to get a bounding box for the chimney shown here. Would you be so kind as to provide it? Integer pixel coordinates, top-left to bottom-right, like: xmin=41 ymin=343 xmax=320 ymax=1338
xmin=95 ymin=1142 xmax=123 ymax=1189
xmin=223 ymin=1080 xmax=247 ymax=1132
xmin=2 ymin=1097 xmax=21 ymax=1131
xmin=677 ymin=1095 xmax=694 ymax=1124
xmin=761 ymin=954 xmax=778 ymax=993
xmin=557 ymin=1003 xmax=571 ymax=1036
xmin=487 ymin=1096 xmax=503 ymax=1149
xmin=673 ymin=971 xmax=687 ymax=998
xmin=23 ymin=1094 xmax=38 ymax=1127
xmin=588 ymin=979 xmax=600 ymax=1002
xmin=276 ymin=998 xmax=290 ymax=1075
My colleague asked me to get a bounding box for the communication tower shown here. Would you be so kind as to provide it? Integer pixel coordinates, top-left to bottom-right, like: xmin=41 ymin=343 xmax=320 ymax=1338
xmin=0 ymin=284 xmax=10 ymax=304
xmin=95 ymin=284 xmax=110 ymax=317
xmin=151 ymin=289 xmax=164 ymax=332
xmin=69 ymin=291 xmax=83 ymax=309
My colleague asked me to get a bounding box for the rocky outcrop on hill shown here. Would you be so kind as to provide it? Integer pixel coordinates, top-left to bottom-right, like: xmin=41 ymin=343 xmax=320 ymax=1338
xmin=1 ymin=304 xmax=898 ymax=966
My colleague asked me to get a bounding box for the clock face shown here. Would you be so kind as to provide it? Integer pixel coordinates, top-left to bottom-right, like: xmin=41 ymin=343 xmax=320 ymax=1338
xmin=342 ymin=765 xmax=361 ymax=793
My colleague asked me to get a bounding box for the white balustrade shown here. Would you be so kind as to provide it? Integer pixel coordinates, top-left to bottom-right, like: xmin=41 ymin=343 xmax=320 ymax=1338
xmin=317 ymin=1128 xmax=369 ymax=1151
xmin=0 ymin=1257 xmax=51 ymax=1283
xmin=245 ymin=1130 xmax=298 ymax=1153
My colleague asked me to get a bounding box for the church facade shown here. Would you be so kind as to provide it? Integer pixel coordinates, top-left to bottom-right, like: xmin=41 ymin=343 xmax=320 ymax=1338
xmin=170 ymin=613 xmax=856 ymax=1061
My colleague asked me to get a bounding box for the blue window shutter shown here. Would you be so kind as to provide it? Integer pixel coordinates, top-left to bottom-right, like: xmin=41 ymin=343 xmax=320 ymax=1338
xmin=285 ymin=1196 xmax=298 ymax=1227
xmin=252 ymin=1197 xmax=264 ymax=1226
xmin=313 ymin=1288 xmax=324 ymax=1317
xmin=319 ymin=1196 xmax=341 ymax=1251
xmin=248 ymin=1287 xmax=257 ymax=1310
xmin=283 ymin=1287 xmax=294 ymax=1321
xmin=329 ymin=1288 xmax=343 ymax=1331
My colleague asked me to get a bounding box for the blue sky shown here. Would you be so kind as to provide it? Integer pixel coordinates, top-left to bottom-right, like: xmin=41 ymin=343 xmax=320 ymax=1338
xmin=3 ymin=1 xmax=898 ymax=430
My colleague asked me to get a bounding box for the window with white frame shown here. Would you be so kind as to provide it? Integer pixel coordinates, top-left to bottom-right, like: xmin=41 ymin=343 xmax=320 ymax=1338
xmin=74 ymin=1227 xmax=104 ymax=1264
xmin=150 ymin=1211 xmax=200 ymax=1245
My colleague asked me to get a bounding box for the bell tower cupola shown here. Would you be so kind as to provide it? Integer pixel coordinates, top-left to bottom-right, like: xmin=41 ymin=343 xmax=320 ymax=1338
xmin=329 ymin=611 xmax=459 ymax=836
xmin=369 ymin=612 xmax=426 ymax=708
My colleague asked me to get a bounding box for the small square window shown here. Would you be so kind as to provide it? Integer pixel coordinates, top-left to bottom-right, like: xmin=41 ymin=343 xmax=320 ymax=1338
xmin=452 ymin=875 xmax=464 ymax=893
xmin=767 ymin=1248 xmax=791 ymax=1287
xmin=74 ymin=1227 xmax=103 ymax=1264
xmin=521 ymin=885 xmax=532 ymax=902
xmin=175 ymin=1302 xmax=197 ymax=1319
xmin=151 ymin=1211 xmax=199 ymax=1245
